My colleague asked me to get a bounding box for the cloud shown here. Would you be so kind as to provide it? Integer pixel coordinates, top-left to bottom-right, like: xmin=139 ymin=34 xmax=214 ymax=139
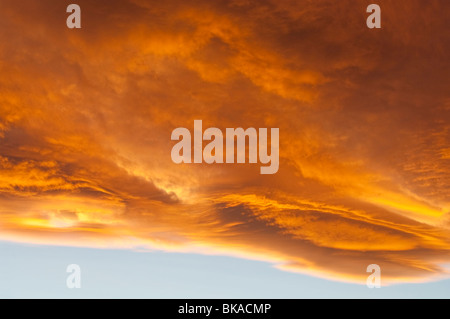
xmin=0 ymin=0 xmax=449 ymax=285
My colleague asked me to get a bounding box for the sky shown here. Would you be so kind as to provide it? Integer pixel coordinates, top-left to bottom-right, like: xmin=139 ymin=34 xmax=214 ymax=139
xmin=0 ymin=0 xmax=449 ymax=298
xmin=1 ymin=240 xmax=449 ymax=298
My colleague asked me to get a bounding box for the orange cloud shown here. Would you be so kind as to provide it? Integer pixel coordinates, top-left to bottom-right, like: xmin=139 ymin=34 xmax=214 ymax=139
xmin=0 ymin=0 xmax=449 ymax=285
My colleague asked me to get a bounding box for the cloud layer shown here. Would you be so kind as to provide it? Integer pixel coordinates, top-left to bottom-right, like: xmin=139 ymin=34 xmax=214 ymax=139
xmin=0 ymin=0 xmax=449 ymax=284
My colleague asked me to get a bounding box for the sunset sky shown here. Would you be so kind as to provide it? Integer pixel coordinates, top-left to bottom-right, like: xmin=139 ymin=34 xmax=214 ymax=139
xmin=0 ymin=0 xmax=449 ymax=297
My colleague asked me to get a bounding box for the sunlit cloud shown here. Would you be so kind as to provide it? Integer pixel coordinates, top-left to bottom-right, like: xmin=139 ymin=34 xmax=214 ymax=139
xmin=0 ymin=0 xmax=449 ymax=285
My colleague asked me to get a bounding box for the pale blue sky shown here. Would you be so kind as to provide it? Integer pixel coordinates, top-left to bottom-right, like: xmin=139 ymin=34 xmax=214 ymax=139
xmin=0 ymin=240 xmax=449 ymax=299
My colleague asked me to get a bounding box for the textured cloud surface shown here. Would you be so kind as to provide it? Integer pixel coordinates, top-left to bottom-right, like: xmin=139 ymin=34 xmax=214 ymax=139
xmin=1 ymin=0 xmax=449 ymax=284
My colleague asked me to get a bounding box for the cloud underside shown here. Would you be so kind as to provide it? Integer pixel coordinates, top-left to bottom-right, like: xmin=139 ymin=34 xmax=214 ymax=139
xmin=0 ymin=0 xmax=449 ymax=284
